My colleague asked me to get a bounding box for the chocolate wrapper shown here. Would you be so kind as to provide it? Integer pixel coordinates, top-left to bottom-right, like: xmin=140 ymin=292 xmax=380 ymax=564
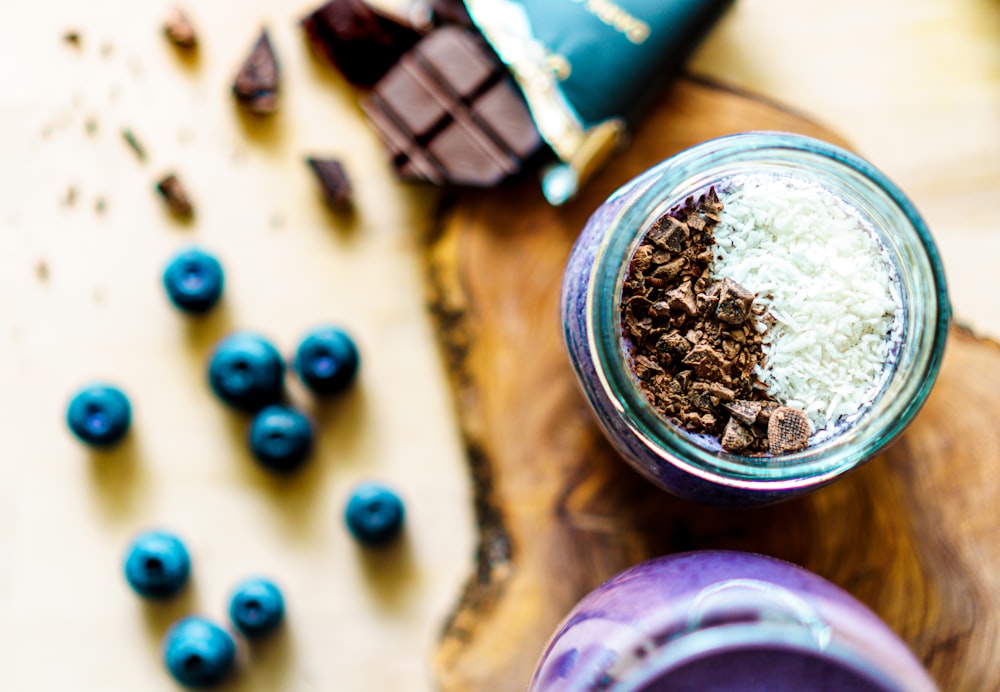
xmin=464 ymin=0 xmax=732 ymax=203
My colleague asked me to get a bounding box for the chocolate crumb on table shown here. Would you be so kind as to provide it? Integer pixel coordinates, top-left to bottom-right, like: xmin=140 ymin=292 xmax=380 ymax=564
xmin=301 ymin=0 xmax=421 ymax=88
xmin=62 ymin=30 xmax=81 ymax=47
xmin=306 ymin=157 xmax=353 ymax=211
xmin=163 ymin=7 xmax=197 ymax=49
xmin=621 ymin=188 xmax=810 ymax=455
xmin=121 ymin=128 xmax=146 ymax=161
xmin=233 ymin=29 xmax=279 ymax=115
xmin=156 ymin=173 xmax=193 ymax=218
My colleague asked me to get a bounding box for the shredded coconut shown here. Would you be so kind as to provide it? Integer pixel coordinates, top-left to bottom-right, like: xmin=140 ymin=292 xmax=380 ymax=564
xmin=711 ymin=174 xmax=903 ymax=436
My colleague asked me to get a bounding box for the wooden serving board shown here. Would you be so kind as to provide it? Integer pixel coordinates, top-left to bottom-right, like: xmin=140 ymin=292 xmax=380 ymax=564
xmin=426 ymin=75 xmax=1000 ymax=691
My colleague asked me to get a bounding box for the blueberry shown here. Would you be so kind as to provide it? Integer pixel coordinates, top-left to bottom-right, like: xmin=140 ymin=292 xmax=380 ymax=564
xmin=123 ymin=530 xmax=190 ymax=599
xmin=344 ymin=482 xmax=405 ymax=547
xmin=163 ymin=247 xmax=224 ymax=314
xmin=66 ymin=383 xmax=131 ymax=447
xmin=293 ymin=326 xmax=359 ymax=395
xmin=248 ymin=405 xmax=313 ymax=473
xmin=163 ymin=616 xmax=236 ymax=688
xmin=207 ymin=333 xmax=285 ymax=412
xmin=228 ymin=577 xmax=285 ymax=638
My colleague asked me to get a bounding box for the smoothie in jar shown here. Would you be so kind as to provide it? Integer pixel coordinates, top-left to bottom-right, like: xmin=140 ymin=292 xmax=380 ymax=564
xmin=529 ymin=551 xmax=937 ymax=691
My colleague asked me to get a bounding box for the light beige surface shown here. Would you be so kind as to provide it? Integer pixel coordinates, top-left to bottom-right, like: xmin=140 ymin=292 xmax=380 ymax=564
xmin=0 ymin=0 xmax=997 ymax=690
xmin=0 ymin=1 xmax=473 ymax=690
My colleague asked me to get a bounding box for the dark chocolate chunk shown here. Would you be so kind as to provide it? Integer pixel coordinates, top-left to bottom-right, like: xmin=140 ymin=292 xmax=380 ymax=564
xmin=163 ymin=7 xmax=197 ymax=48
xmin=362 ymin=26 xmax=544 ymax=188
xmin=725 ymin=399 xmax=762 ymax=426
xmin=721 ymin=417 xmax=755 ymax=452
xmin=233 ymin=30 xmax=279 ymax=115
xmin=156 ymin=174 xmax=193 ymax=217
xmin=681 ymin=343 xmax=729 ymax=381
xmin=306 ymin=157 xmax=353 ymax=210
xmin=301 ymin=0 xmax=421 ymax=88
xmin=768 ymin=406 xmax=811 ymax=455
xmin=716 ymin=277 xmax=755 ymax=325
xmin=665 ymin=280 xmax=698 ymax=317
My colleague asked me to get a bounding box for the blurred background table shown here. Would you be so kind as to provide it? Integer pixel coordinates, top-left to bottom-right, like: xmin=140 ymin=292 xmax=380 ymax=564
xmin=0 ymin=0 xmax=996 ymax=690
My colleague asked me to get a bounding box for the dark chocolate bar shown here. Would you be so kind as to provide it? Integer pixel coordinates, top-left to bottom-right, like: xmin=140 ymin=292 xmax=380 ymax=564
xmin=361 ymin=26 xmax=543 ymax=187
xmin=301 ymin=0 xmax=421 ymax=88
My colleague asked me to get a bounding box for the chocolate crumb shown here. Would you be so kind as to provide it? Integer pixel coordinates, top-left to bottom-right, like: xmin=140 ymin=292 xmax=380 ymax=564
xmin=163 ymin=7 xmax=197 ymax=48
xmin=721 ymin=417 xmax=755 ymax=452
xmin=62 ymin=31 xmax=81 ymax=48
xmin=122 ymin=128 xmax=146 ymax=161
xmin=62 ymin=186 xmax=77 ymax=207
xmin=725 ymin=400 xmax=762 ymax=426
xmin=233 ymin=29 xmax=279 ymax=115
xmin=306 ymin=157 xmax=353 ymax=211
xmin=35 ymin=259 xmax=49 ymax=282
xmin=768 ymin=407 xmax=811 ymax=454
xmin=716 ymin=277 xmax=755 ymax=325
xmin=156 ymin=173 xmax=193 ymax=217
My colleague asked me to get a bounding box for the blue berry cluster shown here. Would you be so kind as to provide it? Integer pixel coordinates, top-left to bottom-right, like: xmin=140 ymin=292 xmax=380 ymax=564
xmin=67 ymin=246 xmax=410 ymax=687
xmin=124 ymin=531 xmax=286 ymax=687
xmin=206 ymin=325 xmax=359 ymax=473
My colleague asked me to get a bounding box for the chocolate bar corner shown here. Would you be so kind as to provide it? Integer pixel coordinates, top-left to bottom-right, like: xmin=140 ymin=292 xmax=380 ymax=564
xmin=352 ymin=0 xmax=733 ymax=201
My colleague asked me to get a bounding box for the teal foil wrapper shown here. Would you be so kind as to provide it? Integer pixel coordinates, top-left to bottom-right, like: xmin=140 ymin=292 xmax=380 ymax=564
xmin=464 ymin=0 xmax=732 ymax=203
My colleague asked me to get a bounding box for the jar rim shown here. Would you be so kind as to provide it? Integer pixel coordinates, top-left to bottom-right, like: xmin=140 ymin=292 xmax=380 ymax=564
xmin=612 ymin=621 xmax=905 ymax=691
xmin=586 ymin=131 xmax=951 ymax=488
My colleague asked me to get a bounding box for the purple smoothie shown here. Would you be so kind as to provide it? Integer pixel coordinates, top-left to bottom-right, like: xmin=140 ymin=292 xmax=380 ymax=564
xmin=529 ymin=551 xmax=936 ymax=691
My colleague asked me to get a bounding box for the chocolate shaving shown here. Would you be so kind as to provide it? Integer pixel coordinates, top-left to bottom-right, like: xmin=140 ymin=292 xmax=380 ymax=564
xmin=163 ymin=7 xmax=198 ymax=48
xmin=768 ymin=407 xmax=811 ymax=454
xmin=156 ymin=173 xmax=193 ymax=217
xmin=721 ymin=417 xmax=755 ymax=452
xmin=233 ymin=29 xmax=279 ymax=115
xmin=716 ymin=277 xmax=755 ymax=325
xmin=306 ymin=157 xmax=353 ymax=211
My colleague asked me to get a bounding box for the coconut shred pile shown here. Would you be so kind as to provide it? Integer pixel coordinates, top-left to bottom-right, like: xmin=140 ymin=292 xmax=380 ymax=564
xmin=711 ymin=174 xmax=903 ymax=436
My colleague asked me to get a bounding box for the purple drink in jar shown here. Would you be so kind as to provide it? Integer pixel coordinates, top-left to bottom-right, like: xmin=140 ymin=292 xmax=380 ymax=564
xmin=529 ymin=550 xmax=936 ymax=691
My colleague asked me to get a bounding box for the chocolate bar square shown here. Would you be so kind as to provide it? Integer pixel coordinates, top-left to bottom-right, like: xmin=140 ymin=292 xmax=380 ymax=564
xmin=361 ymin=26 xmax=544 ymax=187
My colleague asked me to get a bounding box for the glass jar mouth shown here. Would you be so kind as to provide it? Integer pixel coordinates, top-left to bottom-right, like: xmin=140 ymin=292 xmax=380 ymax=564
xmin=613 ymin=622 xmax=902 ymax=692
xmin=587 ymin=132 xmax=950 ymax=488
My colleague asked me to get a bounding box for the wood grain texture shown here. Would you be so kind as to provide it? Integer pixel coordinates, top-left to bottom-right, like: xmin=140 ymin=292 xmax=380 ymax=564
xmin=426 ymin=76 xmax=1000 ymax=691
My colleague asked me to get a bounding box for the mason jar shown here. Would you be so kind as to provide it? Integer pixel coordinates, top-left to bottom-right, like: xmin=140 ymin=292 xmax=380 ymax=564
xmin=561 ymin=132 xmax=950 ymax=506
xmin=529 ymin=550 xmax=936 ymax=691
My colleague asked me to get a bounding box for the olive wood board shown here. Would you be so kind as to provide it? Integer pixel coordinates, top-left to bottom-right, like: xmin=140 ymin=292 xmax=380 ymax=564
xmin=425 ymin=74 xmax=1000 ymax=691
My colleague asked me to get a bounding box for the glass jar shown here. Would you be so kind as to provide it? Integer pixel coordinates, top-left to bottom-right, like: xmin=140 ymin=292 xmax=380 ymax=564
xmin=561 ymin=132 xmax=950 ymax=506
xmin=529 ymin=550 xmax=937 ymax=691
